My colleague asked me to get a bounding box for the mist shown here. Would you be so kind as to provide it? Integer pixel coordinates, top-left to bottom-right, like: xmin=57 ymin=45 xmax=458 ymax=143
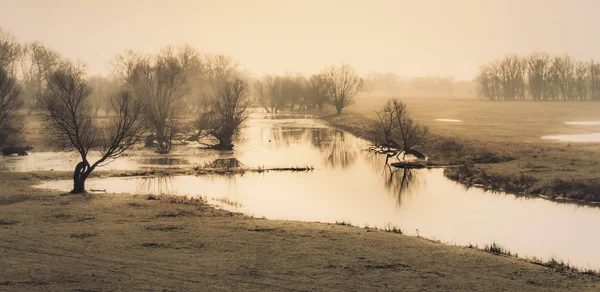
xmin=2 ymin=1 xmax=600 ymax=291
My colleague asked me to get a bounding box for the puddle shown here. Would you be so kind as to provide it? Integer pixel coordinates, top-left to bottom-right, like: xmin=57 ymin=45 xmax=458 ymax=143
xmin=542 ymin=133 xmax=600 ymax=142
xmin=565 ymin=121 xmax=600 ymax=126
xmin=434 ymin=119 xmax=463 ymax=123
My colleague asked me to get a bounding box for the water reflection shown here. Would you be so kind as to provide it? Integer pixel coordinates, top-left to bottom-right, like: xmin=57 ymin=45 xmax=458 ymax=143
xmin=137 ymin=176 xmax=176 ymax=195
xmin=380 ymin=165 xmax=422 ymax=206
xmin=269 ymin=126 xmax=333 ymax=148
xmin=323 ymin=131 xmax=357 ymax=169
xmin=266 ymin=126 xmax=359 ymax=169
xmin=138 ymin=157 xmax=189 ymax=166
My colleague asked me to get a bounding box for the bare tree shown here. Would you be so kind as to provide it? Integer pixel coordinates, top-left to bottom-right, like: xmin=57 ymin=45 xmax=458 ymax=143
xmin=20 ymin=42 xmax=64 ymax=113
xmin=203 ymin=54 xmax=239 ymax=97
xmin=590 ymin=60 xmax=600 ymax=100
xmin=254 ymin=75 xmax=285 ymax=113
xmin=551 ymin=55 xmax=575 ymax=100
xmin=0 ymin=66 xmax=22 ymax=147
xmin=574 ymin=61 xmax=589 ymax=100
xmin=38 ymin=67 xmax=146 ymax=193
xmin=527 ymin=53 xmax=549 ymax=101
xmin=115 ymin=47 xmax=188 ymax=153
xmin=196 ymin=78 xmax=250 ymax=149
xmin=497 ymin=55 xmax=526 ymax=100
xmin=281 ymin=74 xmax=306 ymax=111
xmin=475 ymin=64 xmax=500 ymax=101
xmin=374 ymin=99 xmax=428 ymax=161
xmin=305 ymin=74 xmax=328 ymax=110
xmin=176 ymin=45 xmax=205 ymax=113
xmin=321 ymin=64 xmax=363 ymax=114
xmin=87 ymin=75 xmax=121 ymax=116
xmin=0 ymin=28 xmax=22 ymax=76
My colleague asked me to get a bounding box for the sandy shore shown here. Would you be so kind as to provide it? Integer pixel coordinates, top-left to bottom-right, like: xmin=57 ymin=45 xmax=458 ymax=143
xmin=1 ymin=171 xmax=599 ymax=291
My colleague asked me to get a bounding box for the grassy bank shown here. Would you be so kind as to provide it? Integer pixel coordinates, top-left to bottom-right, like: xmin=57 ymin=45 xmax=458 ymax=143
xmin=318 ymin=101 xmax=600 ymax=204
xmin=322 ymin=112 xmax=514 ymax=166
xmin=1 ymin=171 xmax=599 ymax=291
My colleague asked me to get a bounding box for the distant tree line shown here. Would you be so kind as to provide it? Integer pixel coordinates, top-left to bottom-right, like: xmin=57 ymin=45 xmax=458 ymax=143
xmin=362 ymin=73 xmax=475 ymax=98
xmin=476 ymin=53 xmax=600 ymax=101
xmin=253 ymin=64 xmax=363 ymax=114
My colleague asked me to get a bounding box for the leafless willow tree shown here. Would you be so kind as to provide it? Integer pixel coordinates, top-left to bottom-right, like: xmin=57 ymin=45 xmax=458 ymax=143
xmin=203 ymin=54 xmax=239 ymax=96
xmin=527 ymin=53 xmax=549 ymax=101
xmin=282 ymin=74 xmax=306 ymax=111
xmin=87 ymin=75 xmax=121 ymax=116
xmin=374 ymin=99 xmax=428 ymax=161
xmin=20 ymin=42 xmax=64 ymax=113
xmin=590 ymin=60 xmax=600 ymax=100
xmin=553 ymin=55 xmax=575 ymax=100
xmin=574 ymin=61 xmax=589 ymax=100
xmin=254 ymin=75 xmax=284 ymax=113
xmin=498 ymin=55 xmax=526 ymax=100
xmin=176 ymin=45 xmax=205 ymax=113
xmin=475 ymin=64 xmax=500 ymax=101
xmin=305 ymin=74 xmax=328 ymax=110
xmin=115 ymin=47 xmax=188 ymax=153
xmin=196 ymin=78 xmax=250 ymax=149
xmin=477 ymin=53 xmax=600 ymax=101
xmin=321 ymin=64 xmax=363 ymax=114
xmin=0 ymin=67 xmax=22 ymax=147
xmin=0 ymin=28 xmax=22 ymax=76
xmin=38 ymin=67 xmax=146 ymax=193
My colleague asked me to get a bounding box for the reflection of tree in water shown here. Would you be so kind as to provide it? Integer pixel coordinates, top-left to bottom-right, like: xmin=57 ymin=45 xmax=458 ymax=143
xmin=269 ymin=126 xmax=332 ymax=149
xmin=380 ymin=164 xmax=423 ymax=206
xmin=136 ymin=176 xmax=176 ymax=195
xmin=311 ymin=128 xmax=327 ymax=149
xmin=364 ymin=151 xmax=389 ymax=172
xmin=364 ymin=151 xmax=424 ymax=206
xmin=323 ymin=131 xmax=357 ymax=169
xmin=266 ymin=125 xmax=358 ymax=168
xmin=268 ymin=126 xmax=308 ymax=147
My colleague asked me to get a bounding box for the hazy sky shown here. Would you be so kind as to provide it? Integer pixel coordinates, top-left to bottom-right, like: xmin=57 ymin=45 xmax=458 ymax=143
xmin=1 ymin=0 xmax=599 ymax=80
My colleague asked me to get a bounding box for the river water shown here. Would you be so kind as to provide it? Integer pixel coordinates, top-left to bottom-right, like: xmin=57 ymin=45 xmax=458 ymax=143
xmin=20 ymin=113 xmax=600 ymax=270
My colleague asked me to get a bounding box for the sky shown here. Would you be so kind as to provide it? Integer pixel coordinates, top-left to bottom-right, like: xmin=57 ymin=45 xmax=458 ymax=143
xmin=1 ymin=0 xmax=599 ymax=80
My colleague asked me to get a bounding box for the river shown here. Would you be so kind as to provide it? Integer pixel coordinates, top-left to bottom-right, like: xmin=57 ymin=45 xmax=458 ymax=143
xmin=17 ymin=113 xmax=600 ymax=270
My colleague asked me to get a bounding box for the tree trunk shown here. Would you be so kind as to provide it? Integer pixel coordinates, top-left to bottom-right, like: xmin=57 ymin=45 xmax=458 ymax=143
xmin=336 ymin=105 xmax=343 ymax=115
xmin=144 ymin=134 xmax=155 ymax=147
xmin=71 ymin=161 xmax=88 ymax=193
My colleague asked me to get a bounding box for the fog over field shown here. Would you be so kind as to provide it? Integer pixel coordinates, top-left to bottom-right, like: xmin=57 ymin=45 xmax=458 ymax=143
xmin=2 ymin=1 xmax=600 ymax=291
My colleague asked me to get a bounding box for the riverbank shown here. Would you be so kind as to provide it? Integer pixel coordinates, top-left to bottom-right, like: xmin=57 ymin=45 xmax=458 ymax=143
xmin=1 ymin=171 xmax=598 ymax=291
xmin=320 ymin=110 xmax=600 ymax=204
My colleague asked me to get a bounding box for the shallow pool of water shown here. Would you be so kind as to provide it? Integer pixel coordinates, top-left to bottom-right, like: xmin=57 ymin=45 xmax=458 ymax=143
xmin=542 ymin=133 xmax=600 ymax=142
xmin=0 ymin=113 xmax=335 ymax=172
xmin=434 ymin=119 xmax=463 ymax=123
xmin=35 ymin=113 xmax=600 ymax=270
xmin=565 ymin=121 xmax=600 ymax=126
